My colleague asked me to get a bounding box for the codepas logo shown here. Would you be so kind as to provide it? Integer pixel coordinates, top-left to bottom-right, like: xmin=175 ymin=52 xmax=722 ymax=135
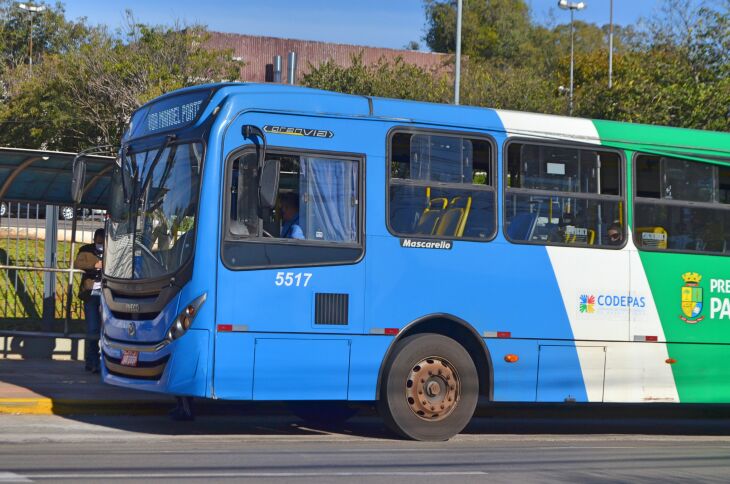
xmin=578 ymin=293 xmax=646 ymax=314
xmin=579 ymin=295 xmax=596 ymax=313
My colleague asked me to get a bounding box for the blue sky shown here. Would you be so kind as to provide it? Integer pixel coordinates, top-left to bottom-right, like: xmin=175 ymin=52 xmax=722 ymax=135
xmin=63 ymin=0 xmax=662 ymax=50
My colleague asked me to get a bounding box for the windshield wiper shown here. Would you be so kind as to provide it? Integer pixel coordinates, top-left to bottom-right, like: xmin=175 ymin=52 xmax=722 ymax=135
xmin=138 ymin=134 xmax=177 ymax=205
xmin=117 ymin=145 xmax=131 ymax=204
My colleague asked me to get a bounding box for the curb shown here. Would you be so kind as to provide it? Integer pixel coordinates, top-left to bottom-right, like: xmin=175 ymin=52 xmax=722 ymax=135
xmin=0 ymin=398 xmax=171 ymax=416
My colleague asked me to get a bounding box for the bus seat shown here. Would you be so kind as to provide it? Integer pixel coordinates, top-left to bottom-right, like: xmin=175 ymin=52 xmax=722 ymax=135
xmin=435 ymin=196 xmax=472 ymax=237
xmin=414 ymin=197 xmax=448 ymax=235
xmin=702 ymin=238 xmax=726 ymax=253
xmin=635 ymin=226 xmax=668 ymax=249
xmin=506 ymin=212 xmax=538 ymax=241
xmin=564 ymin=227 xmax=595 ymax=245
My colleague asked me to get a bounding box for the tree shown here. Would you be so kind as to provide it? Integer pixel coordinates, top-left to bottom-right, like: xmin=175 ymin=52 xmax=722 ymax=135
xmin=424 ymin=0 xmax=533 ymax=64
xmin=302 ymin=53 xmax=451 ymax=103
xmin=0 ymin=15 xmax=241 ymax=151
xmin=0 ymin=1 xmax=89 ymax=72
xmin=573 ymin=0 xmax=729 ymax=131
xmin=460 ymin=59 xmax=564 ymax=114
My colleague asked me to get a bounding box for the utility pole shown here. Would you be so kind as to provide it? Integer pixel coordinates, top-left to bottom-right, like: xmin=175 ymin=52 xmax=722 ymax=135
xmin=454 ymin=0 xmax=462 ymax=105
xmin=558 ymin=1 xmax=586 ymax=116
xmin=608 ymin=0 xmax=614 ymax=89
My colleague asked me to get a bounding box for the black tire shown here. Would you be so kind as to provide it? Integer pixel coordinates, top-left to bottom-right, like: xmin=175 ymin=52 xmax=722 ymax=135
xmin=377 ymin=333 xmax=478 ymax=441
xmin=288 ymin=401 xmax=359 ymax=425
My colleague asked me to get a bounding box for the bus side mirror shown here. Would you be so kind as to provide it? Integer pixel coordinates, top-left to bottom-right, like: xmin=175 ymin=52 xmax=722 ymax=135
xmin=259 ymin=159 xmax=280 ymax=210
xmin=71 ymin=157 xmax=87 ymax=204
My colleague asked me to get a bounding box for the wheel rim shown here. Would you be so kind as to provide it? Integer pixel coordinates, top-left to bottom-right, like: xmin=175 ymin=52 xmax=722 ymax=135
xmin=405 ymin=356 xmax=460 ymax=421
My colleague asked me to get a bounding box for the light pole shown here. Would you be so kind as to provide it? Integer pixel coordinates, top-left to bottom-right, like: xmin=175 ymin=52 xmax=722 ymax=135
xmin=17 ymin=2 xmax=46 ymax=76
xmin=454 ymin=0 xmax=462 ymax=105
xmin=608 ymin=0 xmax=614 ymax=88
xmin=558 ymin=0 xmax=585 ymax=116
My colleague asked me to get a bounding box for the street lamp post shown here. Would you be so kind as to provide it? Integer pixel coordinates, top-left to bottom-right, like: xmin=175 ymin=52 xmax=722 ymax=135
xmin=558 ymin=0 xmax=585 ymax=116
xmin=608 ymin=0 xmax=614 ymax=89
xmin=454 ymin=0 xmax=462 ymax=105
xmin=17 ymin=2 xmax=46 ymax=76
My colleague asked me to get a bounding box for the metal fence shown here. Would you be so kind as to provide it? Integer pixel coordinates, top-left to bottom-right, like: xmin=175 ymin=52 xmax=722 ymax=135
xmin=0 ymin=201 xmax=105 ymax=337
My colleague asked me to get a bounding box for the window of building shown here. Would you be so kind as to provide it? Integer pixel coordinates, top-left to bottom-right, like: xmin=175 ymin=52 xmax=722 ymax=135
xmin=222 ymin=149 xmax=363 ymax=269
xmin=388 ymin=131 xmax=496 ymax=241
xmin=504 ymin=142 xmax=625 ymax=248
xmin=634 ymin=154 xmax=730 ymax=255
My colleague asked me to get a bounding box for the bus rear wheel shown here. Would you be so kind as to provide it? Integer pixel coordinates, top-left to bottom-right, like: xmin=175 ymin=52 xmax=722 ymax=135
xmin=378 ymin=333 xmax=478 ymax=441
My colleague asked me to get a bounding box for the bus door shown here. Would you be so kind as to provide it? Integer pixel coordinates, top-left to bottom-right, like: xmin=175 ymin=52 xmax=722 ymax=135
xmin=214 ymin=112 xmax=374 ymax=400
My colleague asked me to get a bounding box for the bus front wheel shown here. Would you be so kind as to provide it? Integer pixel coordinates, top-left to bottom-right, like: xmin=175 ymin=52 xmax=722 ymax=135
xmin=377 ymin=333 xmax=478 ymax=441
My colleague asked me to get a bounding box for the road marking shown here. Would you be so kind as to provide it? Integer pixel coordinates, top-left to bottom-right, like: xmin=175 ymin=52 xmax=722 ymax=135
xmin=23 ymin=471 xmax=487 ymax=479
xmin=0 ymin=399 xmax=53 ymax=415
xmin=0 ymin=472 xmax=32 ymax=483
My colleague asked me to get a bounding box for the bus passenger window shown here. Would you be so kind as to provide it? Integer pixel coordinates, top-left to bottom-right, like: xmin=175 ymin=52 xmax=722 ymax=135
xmin=388 ymin=131 xmax=496 ymax=241
xmin=634 ymin=154 xmax=730 ymax=255
xmin=504 ymin=142 xmax=624 ymax=248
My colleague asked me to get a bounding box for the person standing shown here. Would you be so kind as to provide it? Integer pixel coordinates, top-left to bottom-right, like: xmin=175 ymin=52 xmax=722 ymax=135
xmin=75 ymin=228 xmax=104 ymax=373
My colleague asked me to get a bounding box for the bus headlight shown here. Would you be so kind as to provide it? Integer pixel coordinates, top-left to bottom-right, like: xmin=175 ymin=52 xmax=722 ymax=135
xmin=167 ymin=293 xmax=207 ymax=341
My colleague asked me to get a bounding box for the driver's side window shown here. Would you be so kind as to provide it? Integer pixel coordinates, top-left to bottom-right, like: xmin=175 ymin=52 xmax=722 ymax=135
xmin=229 ymin=151 xmax=359 ymax=244
xmin=223 ymin=148 xmax=363 ymax=269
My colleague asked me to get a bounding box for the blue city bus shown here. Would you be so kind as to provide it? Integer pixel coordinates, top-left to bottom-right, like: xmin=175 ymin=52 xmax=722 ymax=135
xmin=99 ymin=82 xmax=730 ymax=441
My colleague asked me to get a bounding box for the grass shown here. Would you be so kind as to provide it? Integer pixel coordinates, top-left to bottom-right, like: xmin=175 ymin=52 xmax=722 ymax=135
xmin=1 ymin=238 xmax=87 ymax=333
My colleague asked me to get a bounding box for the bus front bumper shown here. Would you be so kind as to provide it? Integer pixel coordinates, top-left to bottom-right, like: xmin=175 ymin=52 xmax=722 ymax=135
xmin=100 ymin=328 xmax=210 ymax=397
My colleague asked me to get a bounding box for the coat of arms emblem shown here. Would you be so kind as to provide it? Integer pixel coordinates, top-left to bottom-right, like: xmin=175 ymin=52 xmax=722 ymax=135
xmin=680 ymin=272 xmax=704 ymax=323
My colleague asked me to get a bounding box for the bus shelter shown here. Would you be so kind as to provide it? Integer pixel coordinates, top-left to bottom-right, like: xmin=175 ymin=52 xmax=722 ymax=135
xmin=0 ymin=147 xmax=114 ymax=355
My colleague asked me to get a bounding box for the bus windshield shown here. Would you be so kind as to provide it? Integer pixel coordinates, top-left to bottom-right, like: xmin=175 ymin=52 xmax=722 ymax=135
xmin=104 ymin=141 xmax=203 ymax=280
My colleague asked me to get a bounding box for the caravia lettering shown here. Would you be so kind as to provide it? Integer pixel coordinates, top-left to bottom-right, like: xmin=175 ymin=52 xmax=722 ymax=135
xmin=263 ymin=125 xmax=334 ymax=138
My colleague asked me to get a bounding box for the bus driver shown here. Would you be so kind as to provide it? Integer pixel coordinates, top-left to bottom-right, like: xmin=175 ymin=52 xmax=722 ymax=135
xmin=279 ymin=192 xmax=304 ymax=239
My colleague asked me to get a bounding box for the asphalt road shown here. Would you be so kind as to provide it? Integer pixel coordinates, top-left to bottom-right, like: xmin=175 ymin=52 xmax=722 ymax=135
xmin=2 ymin=410 xmax=730 ymax=483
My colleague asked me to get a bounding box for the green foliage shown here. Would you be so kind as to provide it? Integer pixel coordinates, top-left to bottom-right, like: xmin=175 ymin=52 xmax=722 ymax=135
xmin=424 ymin=0 xmax=533 ymax=64
xmin=0 ymin=11 xmax=241 ymax=151
xmin=419 ymin=0 xmax=728 ymax=131
xmin=0 ymin=0 xmax=726 ymax=153
xmin=460 ymin=60 xmax=565 ymax=114
xmin=302 ymin=53 xmax=451 ymax=103
xmin=0 ymin=1 xmax=89 ymax=72
xmin=569 ymin=0 xmax=730 ymax=131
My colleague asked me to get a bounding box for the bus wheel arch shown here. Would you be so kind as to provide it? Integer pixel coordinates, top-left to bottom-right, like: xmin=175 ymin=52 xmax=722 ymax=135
xmin=376 ymin=314 xmax=493 ymax=401
xmin=374 ymin=315 xmax=493 ymax=440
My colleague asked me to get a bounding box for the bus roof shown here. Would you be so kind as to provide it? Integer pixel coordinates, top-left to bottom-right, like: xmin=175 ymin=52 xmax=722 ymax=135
xmin=166 ymin=82 xmax=730 ymax=158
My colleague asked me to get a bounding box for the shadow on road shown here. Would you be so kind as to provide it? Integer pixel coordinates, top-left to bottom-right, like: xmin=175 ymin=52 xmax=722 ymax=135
xmin=67 ymin=404 xmax=396 ymax=440
xmin=465 ymin=403 xmax=730 ymax=436
xmin=63 ymin=401 xmax=730 ymax=440
xmin=3 ymin=358 xmax=730 ymax=440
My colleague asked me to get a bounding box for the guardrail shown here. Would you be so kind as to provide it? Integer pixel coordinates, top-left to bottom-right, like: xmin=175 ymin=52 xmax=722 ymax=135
xmin=1 ymin=201 xmax=104 ymax=339
xmin=0 ymin=264 xmax=86 ymax=337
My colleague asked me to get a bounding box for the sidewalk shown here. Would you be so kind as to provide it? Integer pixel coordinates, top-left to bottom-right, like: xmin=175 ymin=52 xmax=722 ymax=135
xmin=0 ymin=358 xmax=174 ymax=415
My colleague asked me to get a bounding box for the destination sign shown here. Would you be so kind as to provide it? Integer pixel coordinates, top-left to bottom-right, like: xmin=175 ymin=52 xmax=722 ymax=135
xmin=129 ymin=90 xmax=211 ymax=138
xmin=146 ymin=100 xmax=203 ymax=133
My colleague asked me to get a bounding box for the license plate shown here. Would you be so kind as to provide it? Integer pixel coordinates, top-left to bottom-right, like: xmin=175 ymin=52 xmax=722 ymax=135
xmin=120 ymin=350 xmax=139 ymax=367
